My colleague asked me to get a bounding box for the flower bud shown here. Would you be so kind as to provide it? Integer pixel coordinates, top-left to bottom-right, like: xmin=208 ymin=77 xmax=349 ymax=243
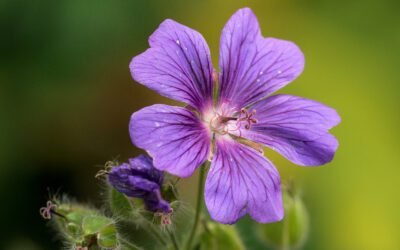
xmin=200 ymin=222 xmax=245 ymax=250
xmin=107 ymin=154 xmax=172 ymax=214
xmin=66 ymin=222 xmax=80 ymax=236
xmin=258 ymin=188 xmax=309 ymax=249
xmin=40 ymin=200 xmax=118 ymax=249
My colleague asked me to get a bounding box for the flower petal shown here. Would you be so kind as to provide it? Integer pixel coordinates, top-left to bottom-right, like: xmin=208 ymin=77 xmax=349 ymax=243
xmin=129 ymin=104 xmax=210 ymax=177
xmin=237 ymin=94 xmax=340 ymax=166
xmin=128 ymin=176 xmax=160 ymax=192
xmin=108 ymin=164 xmax=151 ymax=198
xmin=205 ymin=137 xmax=283 ymax=224
xmin=130 ymin=19 xmax=214 ymax=112
xmin=128 ymin=155 xmax=163 ymax=185
xmin=218 ymin=8 xmax=304 ymax=109
xmin=128 ymin=155 xmax=153 ymax=170
xmin=144 ymin=190 xmax=172 ymax=213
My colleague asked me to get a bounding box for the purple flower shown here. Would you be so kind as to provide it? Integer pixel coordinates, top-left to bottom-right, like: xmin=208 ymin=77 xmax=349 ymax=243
xmin=108 ymin=155 xmax=172 ymax=213
xmin=129 ymin=8 xmax=340 ymax=224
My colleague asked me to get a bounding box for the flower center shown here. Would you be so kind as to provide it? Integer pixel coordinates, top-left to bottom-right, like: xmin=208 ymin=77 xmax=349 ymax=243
xmin=205 ymin=108 xmax=257 ymax=135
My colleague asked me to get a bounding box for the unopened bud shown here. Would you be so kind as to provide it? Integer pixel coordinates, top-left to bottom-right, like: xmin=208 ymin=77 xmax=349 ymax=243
xmin=200 ymin=222 xmax=245 ymax=250
xmin=107 ymin=155 xmax=172 ymax=214
xmin=42 ymin=200 xmax=118 ymax=249
xmin=258 ymin=188 xmax=309 ymax=249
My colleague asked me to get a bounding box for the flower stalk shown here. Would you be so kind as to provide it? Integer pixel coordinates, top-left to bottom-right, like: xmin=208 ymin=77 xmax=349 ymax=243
xmin=186 ymin=162 xmax=207 ymax=250
xmin=167 ymin=227 xmax=180 ymax=250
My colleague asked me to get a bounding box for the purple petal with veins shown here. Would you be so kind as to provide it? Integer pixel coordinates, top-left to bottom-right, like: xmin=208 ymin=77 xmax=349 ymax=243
xmin=218 ymin=8 xmax=304 ymax=110
xmin=130 ymin=19 xmax=214 ymax=112
xmin=233 ymin=94 xmax=340 ymax=166
xmin=129 ymin=104 xmax=210 ymax=178
xmin=205 ymin=137 xmax=283 ymax=224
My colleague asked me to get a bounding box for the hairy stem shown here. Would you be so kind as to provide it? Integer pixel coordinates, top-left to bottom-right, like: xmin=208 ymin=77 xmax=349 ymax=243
xmin=282 ymin=214 xmax=289 ymax=250
xmin=119 ymin=237 xmax=143 ymax=250
xmin=141 ymin=217 xmax=168 ymax=245
xmin=186 ymin=162 xmax=207 ymax=249
xmin=168 ymin=227 xmax=180 ymax=250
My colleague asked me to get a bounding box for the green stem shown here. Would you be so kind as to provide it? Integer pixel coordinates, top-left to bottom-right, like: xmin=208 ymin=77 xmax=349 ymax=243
xmin=119 ymin=237 xmax=143 ymax=250
xmin=282 ymin=214 xmax=289 ymax=250
xmin=132 ymin=211 xmax=168 ymax=246
xmin=186 ymin=163 xmax=207 ymax=250
xmin=141 ymin=217 xmax=168 ymax=246
xmin=167 ymin=227 xmax=180 ymax=250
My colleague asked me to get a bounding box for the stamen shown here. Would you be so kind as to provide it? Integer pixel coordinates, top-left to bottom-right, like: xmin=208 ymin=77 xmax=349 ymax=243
xmin=212 ymin=69 xmax=218 ymax=83
xmin=218 ymin=116 xmax=237 ymax=123
xmin=232 ymin=135 xmax=264 ymax=154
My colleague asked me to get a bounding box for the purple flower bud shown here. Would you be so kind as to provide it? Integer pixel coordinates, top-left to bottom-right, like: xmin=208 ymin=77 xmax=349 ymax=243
xmin=108 ymin=155 xmax=171 ymax=214
xmin=144 ymin=190 xmax=172 ymax=213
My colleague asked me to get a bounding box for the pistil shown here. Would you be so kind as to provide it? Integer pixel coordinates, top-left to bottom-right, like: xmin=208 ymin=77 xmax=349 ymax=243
xmin=237 ymin=108 xmax=257 ymax=129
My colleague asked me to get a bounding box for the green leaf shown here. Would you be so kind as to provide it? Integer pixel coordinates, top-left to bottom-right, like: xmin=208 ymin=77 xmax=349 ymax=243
xmin=162 ymin=182 xmax=179 ymax=202
xmin=236 ymin=216 xmax=267 ymax=250
xmin=82 ymin=215 xmax=113 ymax=235
xmin=109 ymin=186 xmax=134 ymax=218
xmin=66 ymin=222 xmax=80 ymax=237
xmin=97 ymin=224 xmax=118 ymax=248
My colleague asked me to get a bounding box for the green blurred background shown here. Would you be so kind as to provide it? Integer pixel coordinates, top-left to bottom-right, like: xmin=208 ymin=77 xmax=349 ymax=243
xmin=1 ymin=0 xmax=399 ymax=249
